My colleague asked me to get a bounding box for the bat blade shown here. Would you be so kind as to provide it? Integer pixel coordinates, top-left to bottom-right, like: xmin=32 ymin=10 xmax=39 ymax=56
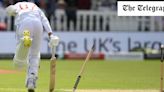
xmin=49 ymin=57 xmax=56 ymax=92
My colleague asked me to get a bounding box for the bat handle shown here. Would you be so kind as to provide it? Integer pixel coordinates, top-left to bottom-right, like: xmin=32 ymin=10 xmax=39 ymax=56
xmin=73 ymin=76 xmax=81 ymax=92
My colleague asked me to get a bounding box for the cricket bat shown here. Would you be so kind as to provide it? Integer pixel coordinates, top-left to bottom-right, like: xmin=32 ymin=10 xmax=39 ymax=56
xmin=73 ymin=44 xmax=95 ymax=92
xmin=49 ymin=47 xmax=56 ymax=92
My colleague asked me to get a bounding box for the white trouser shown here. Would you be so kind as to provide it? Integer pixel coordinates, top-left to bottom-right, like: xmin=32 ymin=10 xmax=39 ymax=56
xmin=15 ymin=17 xmax=43 ymax=87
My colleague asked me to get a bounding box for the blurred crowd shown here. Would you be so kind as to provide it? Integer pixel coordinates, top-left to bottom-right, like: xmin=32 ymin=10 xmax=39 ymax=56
xmin=0 ymin=0 xmax=117 ymax=31
xmin=0 ymin=0 xmax=117 ymax=13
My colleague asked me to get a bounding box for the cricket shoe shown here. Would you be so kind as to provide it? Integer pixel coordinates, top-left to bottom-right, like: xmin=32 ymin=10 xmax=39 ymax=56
xmin=23 ymin=30 xmax=32 ymax=47
xmin=26 ymin=77 xmax=36 ymax=91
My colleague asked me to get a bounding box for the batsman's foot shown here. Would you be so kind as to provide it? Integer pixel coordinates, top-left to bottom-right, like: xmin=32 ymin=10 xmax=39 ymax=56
xmin=26 ymin=78 xmax=36 ymax=91
xmin=28 ymin=89 xmax=35 ymax=92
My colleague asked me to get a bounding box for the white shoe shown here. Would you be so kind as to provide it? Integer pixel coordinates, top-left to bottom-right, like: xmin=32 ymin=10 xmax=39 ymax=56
xmin=26 ymin=77 xmax=36 ymax=90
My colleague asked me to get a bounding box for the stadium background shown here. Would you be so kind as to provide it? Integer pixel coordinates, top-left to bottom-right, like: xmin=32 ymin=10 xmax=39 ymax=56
xmin=0 ymin=0 xmax=163 ymax=59
xmin=0 ymin=0 xmax=163 ymax=92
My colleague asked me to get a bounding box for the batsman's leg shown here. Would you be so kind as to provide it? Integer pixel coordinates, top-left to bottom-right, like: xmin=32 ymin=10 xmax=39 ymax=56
xmin=26 ymin=55 xmax=40 ymax=91
xmin=26 ymin=39 xmax=41 ymax=91
xmin=13 ymin=30 xmax=32 ymax=69
xmin=26 ymin=20 xmax=43 ymax=91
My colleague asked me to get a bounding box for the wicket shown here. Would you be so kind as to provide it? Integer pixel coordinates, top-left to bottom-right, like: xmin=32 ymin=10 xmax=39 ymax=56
xmin=161 ymin=44 xmax=164 ymax=92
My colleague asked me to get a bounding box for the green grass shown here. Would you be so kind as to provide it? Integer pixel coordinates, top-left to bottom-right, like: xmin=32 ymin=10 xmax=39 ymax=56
xmin=0 ymin=59 xmax=161 ymax=91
